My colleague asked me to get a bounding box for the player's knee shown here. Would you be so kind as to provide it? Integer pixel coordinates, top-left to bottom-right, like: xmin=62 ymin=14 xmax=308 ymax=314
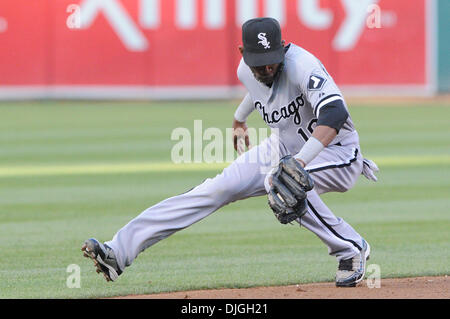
xmin=212 ymin=181 xmax=240 ymax=201
xmin=209 ymin=174 xmax=242 ymax=202
xmin=338 ymin=179 xmax=357 ymax=193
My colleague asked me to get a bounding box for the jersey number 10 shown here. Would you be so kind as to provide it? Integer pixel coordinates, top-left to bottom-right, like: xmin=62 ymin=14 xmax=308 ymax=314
xmin=297 ymin=119 xmax=317 ymax=142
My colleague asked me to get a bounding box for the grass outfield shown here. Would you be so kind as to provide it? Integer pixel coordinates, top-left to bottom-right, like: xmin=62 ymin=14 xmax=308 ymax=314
xmin=0 ymin=99 xmax=449 ymax=298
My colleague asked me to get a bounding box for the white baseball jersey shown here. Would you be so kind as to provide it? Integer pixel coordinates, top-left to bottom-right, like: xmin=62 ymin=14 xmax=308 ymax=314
xmin=237 ymin=43 xmax=357 ymax=155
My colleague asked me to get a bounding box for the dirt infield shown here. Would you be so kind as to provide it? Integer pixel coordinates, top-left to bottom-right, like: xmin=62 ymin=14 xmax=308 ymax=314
xmin=114 ymin=276 xmax=449 ymax=299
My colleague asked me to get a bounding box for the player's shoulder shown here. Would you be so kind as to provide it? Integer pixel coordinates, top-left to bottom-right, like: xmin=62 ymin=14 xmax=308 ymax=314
xmin=284 ymin=43 xmax=327 ymax=83
xmin=237 ymin=58 xmax=247 ymax=78
xmin=237 ymin=57 xmax=254 ymax=84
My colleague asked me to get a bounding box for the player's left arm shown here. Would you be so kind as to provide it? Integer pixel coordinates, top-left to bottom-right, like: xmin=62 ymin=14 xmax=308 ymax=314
xmin=310 ymin=125 xmax=338 ymax=148
xmin=294 ymin=64 xmax=349 ymax=167
xmin=294 ymin=109 xmax=348 ymax=167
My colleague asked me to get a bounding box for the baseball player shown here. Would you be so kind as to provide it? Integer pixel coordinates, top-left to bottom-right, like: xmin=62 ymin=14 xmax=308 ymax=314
xmin=82 ymin=17 xmax=379 ymax=287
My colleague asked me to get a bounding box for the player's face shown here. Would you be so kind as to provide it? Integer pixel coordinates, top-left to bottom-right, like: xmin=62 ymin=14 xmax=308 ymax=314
xmin=238 ymin=44 xmax=284 ymax=86
xmin=249 ymin=64 xmax=281 ymax=85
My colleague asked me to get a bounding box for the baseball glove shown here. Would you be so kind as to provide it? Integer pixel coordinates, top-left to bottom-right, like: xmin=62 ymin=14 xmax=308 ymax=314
xmin=267 ymin=155 xmax=314 ymax=224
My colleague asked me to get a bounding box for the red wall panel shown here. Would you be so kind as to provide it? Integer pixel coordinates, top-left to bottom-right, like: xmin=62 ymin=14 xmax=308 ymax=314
xmin=0 ymin=0 xmax=430 ymax=88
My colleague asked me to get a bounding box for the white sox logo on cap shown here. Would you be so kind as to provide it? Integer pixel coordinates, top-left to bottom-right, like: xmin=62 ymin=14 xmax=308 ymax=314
xmin=257 ymin=33 xmax=271 ymax=49
xmin=242 ymin=18 xmax=284 ymax=67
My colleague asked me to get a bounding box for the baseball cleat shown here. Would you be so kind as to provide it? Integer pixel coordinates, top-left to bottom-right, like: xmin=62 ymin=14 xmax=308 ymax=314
xmin=81 ymin=238 xmax=122 ymax=282
xmin=335 ymin=239 xmax=371 ymax=287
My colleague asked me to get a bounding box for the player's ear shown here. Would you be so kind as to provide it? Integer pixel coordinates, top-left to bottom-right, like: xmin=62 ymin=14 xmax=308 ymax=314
xmin=238 ymin=45 xmax=244 ymax=56
xmin=281 ymin=40 xmax=285 ymax=47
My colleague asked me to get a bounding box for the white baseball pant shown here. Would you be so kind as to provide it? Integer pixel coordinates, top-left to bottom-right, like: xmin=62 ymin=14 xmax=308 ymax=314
xmin=106 ymin=133 xmax=366 ymax=271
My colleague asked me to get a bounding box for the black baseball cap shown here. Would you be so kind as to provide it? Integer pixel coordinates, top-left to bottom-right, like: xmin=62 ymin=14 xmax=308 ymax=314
xmin=241 ymin=17 xmax=285 ymax=67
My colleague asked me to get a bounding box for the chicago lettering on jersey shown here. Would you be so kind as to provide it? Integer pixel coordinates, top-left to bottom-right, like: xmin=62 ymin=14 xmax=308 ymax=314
xmin=255 ymin=95 xmax=305 ymax=125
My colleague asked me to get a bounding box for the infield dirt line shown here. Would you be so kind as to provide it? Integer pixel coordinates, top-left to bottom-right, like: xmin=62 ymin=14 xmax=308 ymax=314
xmin=110 ymin=276 xmax=449 ymax=299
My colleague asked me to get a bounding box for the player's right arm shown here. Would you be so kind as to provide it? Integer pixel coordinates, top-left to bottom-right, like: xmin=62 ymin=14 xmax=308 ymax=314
xmin=233 ymin=58 xmax=258 ymax=154
xmin=232 ymin=93 xmax=254 ymax=154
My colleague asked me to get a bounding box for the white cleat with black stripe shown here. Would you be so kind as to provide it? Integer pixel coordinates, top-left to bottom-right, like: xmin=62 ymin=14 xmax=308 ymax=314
xmin=335 ymin=239 xmax=371 ymax=287
xmin=82 ymin=238 xmax=122 ymax=282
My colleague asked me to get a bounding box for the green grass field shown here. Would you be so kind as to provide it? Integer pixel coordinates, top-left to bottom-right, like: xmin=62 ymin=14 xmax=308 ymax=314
xmin=0 ymin=99 xmax=449 ymax=298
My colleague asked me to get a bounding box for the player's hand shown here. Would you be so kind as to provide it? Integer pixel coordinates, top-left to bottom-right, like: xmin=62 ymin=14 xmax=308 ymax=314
xmin=232 ymin=119 xmax=252 ymax=155
xmin=267 ymin=155 xmax=314 ymax=224
xmin=268 ymin=158 xmax=306 ymax=187
xmin=296 ymin=158 xmax=306 ymax=168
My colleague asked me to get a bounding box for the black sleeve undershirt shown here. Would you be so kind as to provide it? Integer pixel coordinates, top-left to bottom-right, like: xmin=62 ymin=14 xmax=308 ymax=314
xmin=316 ymin=99 xmax=349 ymax=133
